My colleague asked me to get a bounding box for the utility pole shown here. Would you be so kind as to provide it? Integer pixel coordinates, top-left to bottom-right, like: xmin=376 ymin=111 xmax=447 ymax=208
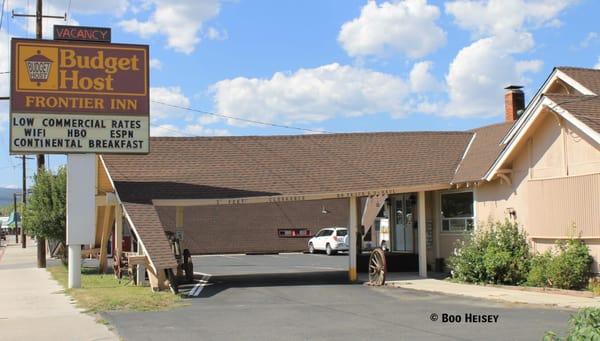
xmin=35 ymin=0 xmax=46 ymax=267
xmin=13 ymin=0 xmax=65 ymax=268
xmin=21 ymin=155 xmax=26 ymax=248
xmin=13 ymin=193 xmax=18 ymax=244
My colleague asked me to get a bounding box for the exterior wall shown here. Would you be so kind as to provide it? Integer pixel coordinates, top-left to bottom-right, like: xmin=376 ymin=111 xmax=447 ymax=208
xmin=474 ymin=111 xmax=600 ymax=272
xmin=433 ymin=189 xmax=473 ymax=268
xmin=156 ymin=199 xmax=348 ymax=254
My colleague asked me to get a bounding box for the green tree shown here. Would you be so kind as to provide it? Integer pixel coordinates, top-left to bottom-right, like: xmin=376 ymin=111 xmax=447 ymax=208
xmin=23 ymin=167 xmax=67 ymax=242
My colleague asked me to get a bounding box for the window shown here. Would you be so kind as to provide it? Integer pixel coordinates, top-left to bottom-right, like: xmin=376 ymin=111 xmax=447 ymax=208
xmin=441 ymin=191 xmax=474 ymax=232
xmin=321 ymin=230 xmax=334 ymax=237
xmin=335 ymin=229 xmax=347 ymax=237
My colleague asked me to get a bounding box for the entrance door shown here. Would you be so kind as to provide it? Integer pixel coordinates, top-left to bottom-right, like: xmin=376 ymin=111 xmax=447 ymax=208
xmin=392 ymin=194 xmax=416 ymax=252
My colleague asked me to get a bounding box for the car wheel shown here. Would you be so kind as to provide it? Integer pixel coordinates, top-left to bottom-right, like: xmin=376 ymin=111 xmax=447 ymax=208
xmin=308 ymin=243 xmax=315 ymax=254
xmin=326 ymin=243 xmax=335 ymax=256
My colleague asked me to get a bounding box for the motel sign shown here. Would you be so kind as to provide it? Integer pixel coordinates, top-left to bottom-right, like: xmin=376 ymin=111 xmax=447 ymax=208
xmin=9 ymin=38 xmax=149 ymax=154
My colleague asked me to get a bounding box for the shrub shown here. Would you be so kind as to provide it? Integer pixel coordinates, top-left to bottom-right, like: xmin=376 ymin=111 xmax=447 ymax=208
xmin=527 ymin=251 xmax=553 ymax=287
xmin=527 ymin=239 xmax=592 ymax=290
xmin=544 ymin=308 xmax=600 ymax=340
xmin=448 ymin=219 xmax=530 ymax=285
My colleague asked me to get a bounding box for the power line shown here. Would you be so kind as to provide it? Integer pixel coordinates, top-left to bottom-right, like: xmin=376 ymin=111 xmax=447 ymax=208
xmin=151 ymin=100 xmax=334 ymax=134
xmin=0 ymin=0 xmax=6 ymax=31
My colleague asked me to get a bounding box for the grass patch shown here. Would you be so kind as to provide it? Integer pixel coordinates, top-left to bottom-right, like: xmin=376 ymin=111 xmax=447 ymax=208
xmin=48 ymin=265 xmax=186 ymax=313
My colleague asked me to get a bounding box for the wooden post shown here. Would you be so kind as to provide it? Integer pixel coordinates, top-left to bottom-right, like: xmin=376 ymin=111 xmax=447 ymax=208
xmin=114 ymin=204 xmax=123 ymax=257
xmin=418 ymin=191 xmax=427 ymax=278
xmin=98 ymin=205 xmax=115 ymax=273
xmin=348 ymin=197 xmax=359 ymax=282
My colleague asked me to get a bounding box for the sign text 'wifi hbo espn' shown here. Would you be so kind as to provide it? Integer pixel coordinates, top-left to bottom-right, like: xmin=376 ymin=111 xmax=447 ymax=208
xmin=9 ymin=37 xmax=149 ymax=154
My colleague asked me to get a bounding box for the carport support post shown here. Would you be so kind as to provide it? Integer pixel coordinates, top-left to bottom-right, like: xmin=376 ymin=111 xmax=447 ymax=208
xmin=137 ymin=246 xmax=146 ymax=286
xmin=115 ymin=204 xmax=123 ymax=258
xmin=418 ymin=191 xmax=427 ymax=278
xmin=348 ymin=197 xmax=359 ymax=282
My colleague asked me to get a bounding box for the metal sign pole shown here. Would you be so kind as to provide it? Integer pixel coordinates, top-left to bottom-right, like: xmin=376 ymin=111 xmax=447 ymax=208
xmin=66 ymin=154 xmax=96 ymax=288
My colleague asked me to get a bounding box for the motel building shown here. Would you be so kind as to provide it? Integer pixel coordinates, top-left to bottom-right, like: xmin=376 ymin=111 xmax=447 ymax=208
xmin=91 ymin=67 xmax=600 ymax=291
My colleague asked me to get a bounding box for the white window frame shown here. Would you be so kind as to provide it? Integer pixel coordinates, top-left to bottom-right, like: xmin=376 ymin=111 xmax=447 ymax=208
xmin=440 ymin=190 xmax=474 ymax=234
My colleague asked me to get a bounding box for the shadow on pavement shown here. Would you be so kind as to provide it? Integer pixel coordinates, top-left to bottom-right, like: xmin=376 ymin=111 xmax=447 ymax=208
xmin=183 ymin=270 xmax=359 ymax=298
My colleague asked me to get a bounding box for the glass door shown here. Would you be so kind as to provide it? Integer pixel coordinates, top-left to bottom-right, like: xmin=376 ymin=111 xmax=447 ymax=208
xmin=392 ymin=194 xmax=416 ymax=252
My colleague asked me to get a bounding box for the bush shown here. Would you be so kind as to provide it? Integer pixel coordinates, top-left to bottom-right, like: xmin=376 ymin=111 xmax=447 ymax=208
xmin=23 ymin=167 xmax=66 ymax=243
xmin=528 ymin=239 xmax=593 ymax=290
xmin=545 ymin=308 xmax=600 ymax=340
xmin=526 ymin=251 xmax=553 ymax=287
xmin=448 ymin=219 xmax=530 ymax=285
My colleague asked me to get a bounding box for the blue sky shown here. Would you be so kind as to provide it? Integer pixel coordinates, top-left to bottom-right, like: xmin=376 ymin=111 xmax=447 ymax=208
xmin=1 ymin=0 xmax=599 ymax=188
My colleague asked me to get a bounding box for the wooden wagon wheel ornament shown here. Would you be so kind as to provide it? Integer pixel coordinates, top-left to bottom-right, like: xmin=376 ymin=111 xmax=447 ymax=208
xmin=368 ymin=248 xmax=387 ymax=286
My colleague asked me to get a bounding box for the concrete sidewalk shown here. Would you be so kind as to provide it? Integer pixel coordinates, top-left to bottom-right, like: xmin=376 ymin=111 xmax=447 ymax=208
xmin=387 ymin=274 xmax=600 ymax=309
xmin=0 ymin=239 xmax=118 ymax=341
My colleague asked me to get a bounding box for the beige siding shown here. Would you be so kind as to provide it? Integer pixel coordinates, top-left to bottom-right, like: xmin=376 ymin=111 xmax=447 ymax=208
xmin=474 ymin=105 xmax=600 ymax=271
xmin=534 ymin=239 xmax=600 ymax=273
xmin=566 ymin=124 xmax=600 ymax=176
xmin=528 ymin=173 xmax=600 ymax=238
xmin=531 ymin=113 xmax=564 ymax=179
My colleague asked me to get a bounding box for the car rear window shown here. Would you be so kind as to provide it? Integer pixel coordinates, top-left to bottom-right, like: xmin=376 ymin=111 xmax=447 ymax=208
xmin=321 ymin=230 xmax=334 ymax=236
xmin=336 ymin=230 xmax=347 ymax=236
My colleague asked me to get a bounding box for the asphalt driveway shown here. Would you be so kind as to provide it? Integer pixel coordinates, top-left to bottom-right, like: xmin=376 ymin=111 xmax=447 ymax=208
xmin=103 ymin=254 xmax=572 ymax=341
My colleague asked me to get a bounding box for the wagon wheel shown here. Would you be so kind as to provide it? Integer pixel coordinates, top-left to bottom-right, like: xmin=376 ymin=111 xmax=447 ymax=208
xmin=368 ymin=247 xmax=387 ymax=286
xmin=113 ymin=254 xmax=122 ymax=280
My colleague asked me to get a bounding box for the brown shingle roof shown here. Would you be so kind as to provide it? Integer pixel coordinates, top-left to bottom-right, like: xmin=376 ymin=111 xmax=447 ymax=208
xmin=557 ymin=67 xmax=600 ymax=95
xmin=545 ymin=94 xmax=600 ymax=134
xmin=103 ymin=132 xmax=474 ymax=203
xmin=452 ymin=122 xmax=514 ymax=184
xmin=122 ymin=202 xmax=178 ymax=270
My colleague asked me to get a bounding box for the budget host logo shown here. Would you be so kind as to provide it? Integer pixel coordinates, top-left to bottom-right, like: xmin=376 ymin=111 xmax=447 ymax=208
xmin=17 ymin=43 xmax=142 ymax=93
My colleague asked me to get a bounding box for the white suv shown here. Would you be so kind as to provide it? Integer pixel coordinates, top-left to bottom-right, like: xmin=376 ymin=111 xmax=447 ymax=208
xmin=308 ymin=227 xmax=348 ymax=255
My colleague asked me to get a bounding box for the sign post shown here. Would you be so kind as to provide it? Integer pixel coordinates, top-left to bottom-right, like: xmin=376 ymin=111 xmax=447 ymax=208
xmin=9 ymin=33 xmax=149 ymax=288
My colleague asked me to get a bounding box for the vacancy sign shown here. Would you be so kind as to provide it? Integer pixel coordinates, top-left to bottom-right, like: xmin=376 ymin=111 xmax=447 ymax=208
xmin=9 ymin=38 xmax=149 ymax=154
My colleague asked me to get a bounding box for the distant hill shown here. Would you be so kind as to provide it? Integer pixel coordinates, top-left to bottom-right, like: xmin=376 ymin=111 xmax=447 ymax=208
xmin=0 ymin=187 xmax=21 ymax=208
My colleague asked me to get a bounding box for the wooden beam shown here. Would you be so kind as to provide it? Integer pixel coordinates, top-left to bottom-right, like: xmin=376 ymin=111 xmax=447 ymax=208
xmin=153 ymin=183 xmax=451 ymax=207
xmin=98 ymin=205 xmax=115 ymax=273
xmin=95 ymin=192 xmax=117 ymax=207
xmin=114 ymin=204 xmax=123 ymax=258
xmin=176 ymin=206 xmax=184 ymax=229
xmin=497 ymin=173 xmax=512 ymax=186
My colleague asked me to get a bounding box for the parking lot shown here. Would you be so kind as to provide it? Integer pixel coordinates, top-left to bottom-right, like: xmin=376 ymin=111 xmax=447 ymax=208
xmin=192 ymin=252 xmax=348 ymax=276
xmin=103 ymin=253 xmax=572 ymax=340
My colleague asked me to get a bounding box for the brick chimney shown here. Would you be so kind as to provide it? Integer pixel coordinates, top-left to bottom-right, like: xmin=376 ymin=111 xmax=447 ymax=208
xmin=504 ymin=85 xmax=525 ymax=122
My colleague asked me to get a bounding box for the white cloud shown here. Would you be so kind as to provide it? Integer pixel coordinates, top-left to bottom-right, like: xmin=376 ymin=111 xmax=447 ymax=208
xmin=68 ymin=0 xmax=130 ymax=16
xmin=338 ymin=0 xmax=445 ymax=59
xmin=444 ymin=36 xmax=542 ymax=117
xmin=150 ymin=58 xmax=163 ymax=70
xmin=119 ymin=0 xmax=222 ymax=54
xmin=206 ymin=27 xmax=228 ymax=41
xmin=580 ymin=32 xmax=599 ymax=48
xmin=594 ymin=57 xmax=600 ymax=69
xmin=445 ymin=0 xmax=577 ymax=38
xmin=441 ymin=0 xmax=575 ymax=118
xmin=150 ymin=86 xmax=191 ymax=122
xmin=211 ymin=63 xmax=410 ymax=125
xmin=409 ymin=61 xmax=443 ymax=92
xmin=1 ymin=184 xmax=19 ymax=189
xmin=150 ymin=123 xmax=229 ymax=136
xmin=0 ymin=30 xmax=11 ymax=97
